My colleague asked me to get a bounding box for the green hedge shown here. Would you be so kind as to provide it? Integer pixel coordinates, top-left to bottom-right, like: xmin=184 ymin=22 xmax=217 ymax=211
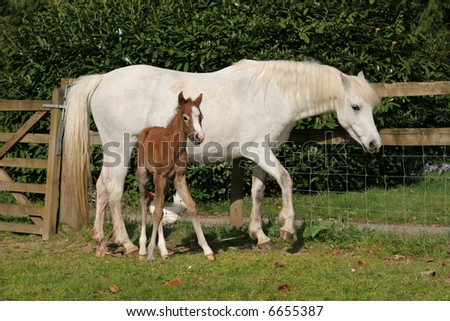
xmin=1 ymin=0 xmax=449 ymax=202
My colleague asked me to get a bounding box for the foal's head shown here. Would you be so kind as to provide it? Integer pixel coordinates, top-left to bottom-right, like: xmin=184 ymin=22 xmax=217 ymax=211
xmin=177 ymin=91 xmax=204 ymax=145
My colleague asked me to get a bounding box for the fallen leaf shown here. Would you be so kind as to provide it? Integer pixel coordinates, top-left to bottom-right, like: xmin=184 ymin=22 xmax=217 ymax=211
xmin=109 ymin=284 xmax=121 ymax=293
xmin=356 ymin=260 xmax=367 ymax=267
xmin=392 ymin=254 xmax=410 ymax=262
xmin=275 ymin=261 xmax=285 ymax=268
xmin=331 ymin=250 xmax=341 ymax=256
xmin=278 ymin=284 xmax=290 ymax=291
xmin=164 ymin=278 xmax=181 ymax=286
xmin=420 ymin=270 xmax=436 ymax=277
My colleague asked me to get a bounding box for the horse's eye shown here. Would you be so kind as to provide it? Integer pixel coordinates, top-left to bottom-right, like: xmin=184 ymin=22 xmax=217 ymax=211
xmin=352 ymin=105 xmax=361 ymax=111
xmin=183 ymin=114 xmax=189 ymax=122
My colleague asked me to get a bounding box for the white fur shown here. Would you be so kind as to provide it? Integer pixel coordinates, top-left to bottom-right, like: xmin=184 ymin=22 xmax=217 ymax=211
xmin=63 ymin=60 xmax=381 ymax=253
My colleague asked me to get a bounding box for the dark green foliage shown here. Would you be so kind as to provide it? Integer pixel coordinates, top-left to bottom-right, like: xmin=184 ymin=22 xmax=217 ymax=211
xmin=1 ymin=0 xmax=449 ymax=202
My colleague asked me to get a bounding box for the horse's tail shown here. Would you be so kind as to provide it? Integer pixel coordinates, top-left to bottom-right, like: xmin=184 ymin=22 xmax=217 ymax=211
xmin=62 ymin=74 xmax=103 ymax=226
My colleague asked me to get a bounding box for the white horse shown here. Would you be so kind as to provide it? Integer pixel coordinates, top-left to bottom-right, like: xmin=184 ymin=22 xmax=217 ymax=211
xmin=63 ymin=59 xmax=381 ymax=256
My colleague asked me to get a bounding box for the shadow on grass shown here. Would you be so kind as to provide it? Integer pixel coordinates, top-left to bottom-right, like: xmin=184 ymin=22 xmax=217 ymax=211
xmin=120 ymin=219 xmax=307 ymax=257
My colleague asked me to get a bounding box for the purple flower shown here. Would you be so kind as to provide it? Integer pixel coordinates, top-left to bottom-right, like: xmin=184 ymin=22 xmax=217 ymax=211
xmin=439 ymin=163 xmax=450 ymax=173
xmin=425 ymin=163 xmax=439 ymax=172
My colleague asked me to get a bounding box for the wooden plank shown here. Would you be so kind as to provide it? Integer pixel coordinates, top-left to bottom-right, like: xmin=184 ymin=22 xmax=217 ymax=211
xmin=379 ymin=128 xmax=450 ymax=146
xmin=0 ymin=181 xmax=46 ymax=194
xmin=288 ymin=128 xmax=450 ymax=146
xmin=89 ymin=131 xmax=102 ymax=145
xmin=0 ymin=158 xmax=48 ymax=169
xmin=0 ymin=166 xmax=42 ymax=226
xmin=0 ymin=133 xmax=49 ymax=144
xmin=0 ymin=203 xmax=45 ymax=217
xmin=0 ymin=221 xmax=42 ymax=235
xmin=0 ymin=110 xmax=47 ymax=157
xmin=42 ymin=89 xmax=63 ymax=240
xmin=0 ymin=100 xmax=52 ymax=111
xmin=0 ymin=169 xmax=32 ymax=206
xmin=229 ymin=158 xmax=245 ymax=227
xmin=372 ymin=81 xmax=450 ymax=97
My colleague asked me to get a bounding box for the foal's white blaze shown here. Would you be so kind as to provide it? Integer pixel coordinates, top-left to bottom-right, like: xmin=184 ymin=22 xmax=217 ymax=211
xmin=191 ymin=106 xmax=204 ymax=143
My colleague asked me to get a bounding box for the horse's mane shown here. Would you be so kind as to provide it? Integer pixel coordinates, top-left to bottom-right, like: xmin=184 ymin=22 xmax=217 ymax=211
xmin=233 ymin=59 xmax=380 ymax=109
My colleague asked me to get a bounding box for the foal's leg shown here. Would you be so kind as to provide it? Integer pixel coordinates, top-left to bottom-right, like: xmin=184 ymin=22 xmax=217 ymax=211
xmin=136 ymin=167 xmax=150 ymax=256
xmin=147 ymin=173 xmax=169 ymax=261
xmin=173 ymin=168 xmax=214 ymax=260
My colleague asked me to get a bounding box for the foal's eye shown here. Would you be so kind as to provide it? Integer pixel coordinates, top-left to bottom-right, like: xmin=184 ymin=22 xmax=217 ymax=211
xmin=352 ymin=105 xmax=361 ymax=111
xmin=182 ymin=114 xmax=189 ymax=122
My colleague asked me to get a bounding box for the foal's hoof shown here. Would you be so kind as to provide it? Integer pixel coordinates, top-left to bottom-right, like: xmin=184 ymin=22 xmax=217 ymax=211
xmin=206 ymin=254 xmax=215 ymax=261
xmin=280 ymin=230 xmax=295 ymax=244
xmin=257 ymin=240 xmax=276 ymax=251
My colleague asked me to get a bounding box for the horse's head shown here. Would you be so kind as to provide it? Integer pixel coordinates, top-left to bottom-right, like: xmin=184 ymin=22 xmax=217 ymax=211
xmin=177 ymin=91 xmax=204 ymax=145
xmin=336 ymin=72 xmax=381 ymax=153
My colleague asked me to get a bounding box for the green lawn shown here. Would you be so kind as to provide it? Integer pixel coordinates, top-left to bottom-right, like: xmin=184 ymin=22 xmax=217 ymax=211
xmin=1 ymin=221 xmax=449 ymax=301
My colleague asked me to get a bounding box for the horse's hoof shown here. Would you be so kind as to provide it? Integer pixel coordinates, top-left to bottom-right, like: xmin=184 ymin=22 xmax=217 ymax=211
xmin=95 ymin=248 xmax=107 ymax=257
xmin=146 ymin=257 xmax=155 ymax=263
xmin=280 ymin=230 xmax=295 ymax=244
xmin=257 ymin=240 xmax=276 ymax=251
xmin=206 ymin=254 xmax=215 ymax=261
xmin=125 ymin=249 xmax=140 ymax=257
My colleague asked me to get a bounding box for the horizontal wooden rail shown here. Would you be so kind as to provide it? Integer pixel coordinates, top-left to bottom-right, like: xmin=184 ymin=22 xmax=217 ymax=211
xmin=0 ymin=181 xmax=47 ymax=194
xmin=0 ymin=203 xmax=45 ymax=217
xmin=289 ymin=128 xmax=450 ymax=146
xmin=372 ymin=81 xmax=450 ymax=97
xmin=0 ymin=100 xmax=52 ymax=111
xmin=0 ymin=158 xmax=48 ymax=169
xmin=0 ymin=133 xmax=49 ymax=144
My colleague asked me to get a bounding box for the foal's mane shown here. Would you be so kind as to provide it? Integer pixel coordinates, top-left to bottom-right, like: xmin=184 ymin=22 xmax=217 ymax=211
xmin=233 ymin=59 xmax=380 ymax=109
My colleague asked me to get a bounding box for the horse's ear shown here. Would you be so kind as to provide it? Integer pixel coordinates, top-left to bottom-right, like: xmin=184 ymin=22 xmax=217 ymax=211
xmin=357 ymin=71 xmax=365 ymax=79
xmin=194 ymin=93 xmax=203 ymax=106
xmin=178 ymin=91 xmax=186 ymax=106
xmin=340 ymin=73 xmax=352 ymax=91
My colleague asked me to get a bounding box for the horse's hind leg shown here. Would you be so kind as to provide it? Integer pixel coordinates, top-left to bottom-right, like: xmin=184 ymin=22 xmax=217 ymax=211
xmin=106 ymin=165 xmax=139 ymax=256
xmin=93 ymin=168 xmax=108 ymax=256
xmin=174 ymin=169 xmax=214 ymax=260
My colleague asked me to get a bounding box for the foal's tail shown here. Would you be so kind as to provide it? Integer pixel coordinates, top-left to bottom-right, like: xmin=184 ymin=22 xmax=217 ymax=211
xmin=62 ymin=74 xmax=103 ymax=226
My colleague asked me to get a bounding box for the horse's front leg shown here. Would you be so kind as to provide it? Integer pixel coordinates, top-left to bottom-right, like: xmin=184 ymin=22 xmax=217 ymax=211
xmin=248 ymin=166 xmax=275 ymax=250
xmin=147 ymin=173 xmax=169 ymax=261
xmin=136 ymin=167 xmax=150 ymax=256
xmin=173 ymin=166 xmax=214 ymax=260
xmin=246 ymin=146 xmax=296 ymax=245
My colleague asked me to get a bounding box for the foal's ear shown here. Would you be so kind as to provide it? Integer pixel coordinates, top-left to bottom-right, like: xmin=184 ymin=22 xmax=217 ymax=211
xmin=357 ymin=71 xmax=365 ymax=79
xmin=178 ymin=91 xmax=186 ymax=106
xmin=194 ymin=93 xmax=203 ymax=106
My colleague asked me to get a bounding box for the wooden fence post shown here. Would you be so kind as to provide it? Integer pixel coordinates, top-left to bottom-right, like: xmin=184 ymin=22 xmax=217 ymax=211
xmin=229 ymin=158 xmax=244 ymax=227
xmin=42 ymin=88 xmax=63 ymax=240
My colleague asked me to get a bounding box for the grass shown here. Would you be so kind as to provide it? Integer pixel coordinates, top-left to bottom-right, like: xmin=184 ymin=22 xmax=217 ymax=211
xmin=1 ymin=220 xmax=449 ymax=301
xmin=195 ymin=173 xmax=449 ymax=226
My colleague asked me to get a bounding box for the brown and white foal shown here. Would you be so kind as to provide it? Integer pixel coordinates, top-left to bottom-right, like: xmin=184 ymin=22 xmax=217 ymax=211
xmin=136 ymin=92 xmax=214 ymax=261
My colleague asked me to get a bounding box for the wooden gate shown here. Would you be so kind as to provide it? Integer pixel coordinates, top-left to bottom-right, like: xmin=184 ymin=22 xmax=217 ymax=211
xmin=0 ymin=87 xmax=63 ymax=240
